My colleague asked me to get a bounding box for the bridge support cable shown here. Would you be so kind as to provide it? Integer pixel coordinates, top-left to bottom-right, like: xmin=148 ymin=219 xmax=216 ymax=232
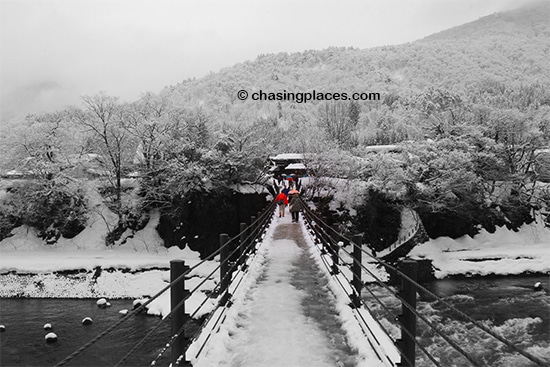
xmin=57 ymin=201 xmax=276 ymax=367
xmin=54 ymin=264 xmax=197 ymax=366
xmin=301 ymin=212 xmax=401 ymax=366
xmin=302 ymin=211 xmax=441 ymax=367
xmin=310 ymin=221 xmax=481 ymax=366
xmin=117 ymin=253 xmax=245 ymax=367
xmin=361 ymin=250 xmax=549 ymax=367
xmin=152 ymin=204 xmax=278 ymax=365
xmin=188 ymin=218 xmax=276 ymax=361
xmin=301 ymin=200 xmax=548 ymax=367
xmin=183 ymin=204 xmax=277 ymax=362
xmin=301 ymin=201 xmax=479 ymax=367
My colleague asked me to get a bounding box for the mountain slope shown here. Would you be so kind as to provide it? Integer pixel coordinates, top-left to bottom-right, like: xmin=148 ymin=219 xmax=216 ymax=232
xmin=164 ymin=1 xmax=550 ymax=114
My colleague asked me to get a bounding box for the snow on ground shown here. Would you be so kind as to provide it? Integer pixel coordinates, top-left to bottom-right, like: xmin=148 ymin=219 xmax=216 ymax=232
xmin=0 ymin=211 xmax=200 ymax=274
xmin=0 ymin=203 xmax=220 ymax=319
xmin=409 ymin=216 xmax=550 ymax=278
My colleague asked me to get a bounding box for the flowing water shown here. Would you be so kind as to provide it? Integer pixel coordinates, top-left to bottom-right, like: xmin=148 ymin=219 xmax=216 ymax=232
xmin=363 ymin=275 xmax=550 ymax=367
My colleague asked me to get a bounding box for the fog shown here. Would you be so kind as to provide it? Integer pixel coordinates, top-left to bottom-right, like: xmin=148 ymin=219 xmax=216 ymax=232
xmin=0 ymin=0 xmax=530 ymax=122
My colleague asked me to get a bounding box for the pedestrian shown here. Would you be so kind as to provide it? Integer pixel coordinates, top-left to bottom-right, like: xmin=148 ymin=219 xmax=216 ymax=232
xmin=288 ymin=192 xmax=302 ymax=223
xmin=282 ymin=186 xmax=290 ymax=197
xmin=274 ymin=191 xmax=288 ymax=218
xmin=286 ymin=175 xmax=294 ymax=189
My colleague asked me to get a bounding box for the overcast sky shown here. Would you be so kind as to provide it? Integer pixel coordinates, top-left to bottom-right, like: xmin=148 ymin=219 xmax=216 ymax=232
xmin=0 ymin=0 xmax=530 ymax=120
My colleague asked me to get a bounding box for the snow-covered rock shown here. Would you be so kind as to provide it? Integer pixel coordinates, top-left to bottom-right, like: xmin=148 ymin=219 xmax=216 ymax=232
xmin=45 ymin=332 xmax=57 ymax=343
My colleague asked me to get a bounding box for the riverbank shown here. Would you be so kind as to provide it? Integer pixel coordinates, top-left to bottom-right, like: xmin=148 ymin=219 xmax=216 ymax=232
xmin=2 ymin=210 xmax=549 ymax=300
xmin=409 ymin=216 xmax=550 ymax=279
xmin=0 ymin=211 xmax=220 ymax=319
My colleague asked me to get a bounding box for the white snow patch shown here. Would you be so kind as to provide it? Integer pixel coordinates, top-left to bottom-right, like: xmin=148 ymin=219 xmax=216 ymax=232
xmin=410 ymin=218 xmax=550 ymax=278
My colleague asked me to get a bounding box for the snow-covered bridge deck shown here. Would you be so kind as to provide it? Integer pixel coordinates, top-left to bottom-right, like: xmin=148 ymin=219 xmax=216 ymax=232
xmin=190 ymin=215 xmax=398 ymax=367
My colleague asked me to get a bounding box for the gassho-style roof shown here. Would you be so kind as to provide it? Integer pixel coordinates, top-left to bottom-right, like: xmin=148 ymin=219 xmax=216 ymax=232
xmin=285 ymin=163 xmax=306 ymax=170
xmin=269 ymin=153 xmax=304 ymax=161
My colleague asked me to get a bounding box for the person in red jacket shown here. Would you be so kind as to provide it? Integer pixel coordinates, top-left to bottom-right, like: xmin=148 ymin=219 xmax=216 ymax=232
xmin=274 ymin=191 xmax=288 ymax=217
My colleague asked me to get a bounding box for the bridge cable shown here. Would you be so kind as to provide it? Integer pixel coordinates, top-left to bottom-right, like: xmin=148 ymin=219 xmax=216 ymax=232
xmin=302 ymin=204 xmax=483 ymax=366
xmin=190 ymin=209 xmax=277 ymax=359
xmin=302 ymin=202 xmax=548 ymax=367
xmin=175 ymin=207 xmax=277 ymax=363
xmin=57 ymin=203 xmax=275 ymax=366
xmin=304 ymin=206 xmax=481 ymax=366
xmin=302 ymin=212 xmax=432 ymax=367
xmin=149 ymin=207 xmax=276 ymax=365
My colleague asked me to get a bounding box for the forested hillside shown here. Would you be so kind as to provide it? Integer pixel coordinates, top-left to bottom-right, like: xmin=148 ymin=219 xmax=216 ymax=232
xmin=1 ymin=1 xmax=549 ymax=250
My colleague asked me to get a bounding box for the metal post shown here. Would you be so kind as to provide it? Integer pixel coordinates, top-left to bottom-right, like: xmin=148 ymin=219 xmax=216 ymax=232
xmin=257 ymin=211 xmax=262 ymax=240
xmin=219 ymin=234 xmax=231 ymax=306
xmin=321 ymin=216 xmax=329 ymax=253
xmin=351 ymin=234 xmax=363 ymax=307
xmin=239 ymin=222 xmax=247 ymax=270
xmin=170 ymin=260 xmax=188 ymax=366
xmin=397 ymin=260 xmax=417 ymax=367
xmin=331 ymin=224 xmax=340 ymax=275
xmin=250 ymin=216 xmax=257 ymax=254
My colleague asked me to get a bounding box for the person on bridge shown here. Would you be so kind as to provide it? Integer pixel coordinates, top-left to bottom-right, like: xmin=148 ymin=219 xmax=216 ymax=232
xmin=274 ymin=191 xmax=288 ymax=217
xmin=282 ymin=185 xmax=290 ymax=197
xmin=288 ymin=192 xmax=302 ymax=223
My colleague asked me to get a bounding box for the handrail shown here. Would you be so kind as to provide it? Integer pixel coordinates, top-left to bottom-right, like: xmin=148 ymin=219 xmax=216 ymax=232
xmin=300 ymin=198 xmax=549 ymax=367
xmin=55 ymin=200 xmax=276 ymax=367
xmin=384 ymin=209 xmax=421 ymax=254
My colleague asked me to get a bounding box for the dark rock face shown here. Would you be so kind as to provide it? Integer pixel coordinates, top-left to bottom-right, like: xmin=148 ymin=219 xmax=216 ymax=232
xmin=157 ymin=190 xmax=269 ymax=258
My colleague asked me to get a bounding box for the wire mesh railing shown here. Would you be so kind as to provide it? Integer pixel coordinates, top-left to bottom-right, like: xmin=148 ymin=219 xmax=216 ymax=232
xmin=54 ymin=200 xmax=276 ymax=367
xmin=299 ymin=198 xmax=549 ymax=367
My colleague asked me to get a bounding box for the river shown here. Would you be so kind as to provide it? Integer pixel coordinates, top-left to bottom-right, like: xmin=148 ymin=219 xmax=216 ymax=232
xmin=0 ymin=299 xmax=170 ymax=366
xmin=364 ymin=275 xmax=550 ymax=367
xmin=1 ymin=276 xmax=548 ymax=367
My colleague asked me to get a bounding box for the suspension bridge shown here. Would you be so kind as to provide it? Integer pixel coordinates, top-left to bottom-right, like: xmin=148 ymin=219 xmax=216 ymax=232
xmin=53 ymin=199 xmax=548 ymax=367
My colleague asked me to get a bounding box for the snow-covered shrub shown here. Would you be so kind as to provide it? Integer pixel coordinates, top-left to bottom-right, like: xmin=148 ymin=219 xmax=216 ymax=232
xmin=0 ymin=177 xmax=88 ymax=241
xmin=0 ymin=202 xmax=20 ymax=241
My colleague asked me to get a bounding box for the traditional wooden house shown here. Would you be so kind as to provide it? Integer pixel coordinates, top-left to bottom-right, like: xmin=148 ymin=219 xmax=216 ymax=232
xmin=268 ymin=153 xmax=306 ymax=177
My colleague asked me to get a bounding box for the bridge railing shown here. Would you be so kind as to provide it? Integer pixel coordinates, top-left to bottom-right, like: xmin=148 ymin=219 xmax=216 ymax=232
xmin=300 ymin=198 xmax=548 ymax=367
xmin=54 ymin=200 xmax=277 ymax=367
xmin=382 ymin=209 xmax=421 ymax=256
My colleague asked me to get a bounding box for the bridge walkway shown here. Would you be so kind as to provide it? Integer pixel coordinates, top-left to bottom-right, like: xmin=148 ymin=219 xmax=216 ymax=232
xmin=193 ymin=215 xmax=385 ymax=367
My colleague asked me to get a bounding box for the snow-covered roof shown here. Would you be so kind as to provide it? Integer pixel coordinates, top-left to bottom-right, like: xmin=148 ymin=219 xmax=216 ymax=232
xmin=269 ymin=153 xmax=304 ymax=161
xmin=285 ymin=163 xmax=306 ymax=170
xmin=363 ymin=145 xmax=401 ymax=152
